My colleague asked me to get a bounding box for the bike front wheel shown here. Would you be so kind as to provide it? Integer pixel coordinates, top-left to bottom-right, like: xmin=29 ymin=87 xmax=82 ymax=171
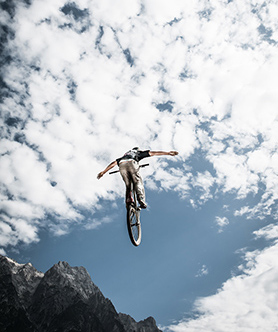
xmin=127 ymin=204 xmax=141 ymax=246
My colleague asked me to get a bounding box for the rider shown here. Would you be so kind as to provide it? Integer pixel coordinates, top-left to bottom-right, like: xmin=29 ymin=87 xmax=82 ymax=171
xmin=97 ymin=148 xmax=178 ymax=209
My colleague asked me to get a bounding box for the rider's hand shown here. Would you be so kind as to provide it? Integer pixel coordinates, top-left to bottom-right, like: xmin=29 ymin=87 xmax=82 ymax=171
xmin=169 ymin=151 xmax=178 ymax=156
xmin=97 ymin=172 xmax=104 ymax=179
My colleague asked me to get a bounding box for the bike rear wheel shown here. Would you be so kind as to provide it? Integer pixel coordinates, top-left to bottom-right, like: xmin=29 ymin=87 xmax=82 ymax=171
xmin=126 ymin=191 xmax=141 ymax=246
xmin=127 ymin=205 xmax=141 ymax=246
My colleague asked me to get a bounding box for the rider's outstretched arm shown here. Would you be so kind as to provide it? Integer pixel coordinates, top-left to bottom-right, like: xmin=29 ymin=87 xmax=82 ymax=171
xmin=97 ymin=160 xmax=117 ymax=179
xmin=149 ymin=151 xmax=178 ymax=157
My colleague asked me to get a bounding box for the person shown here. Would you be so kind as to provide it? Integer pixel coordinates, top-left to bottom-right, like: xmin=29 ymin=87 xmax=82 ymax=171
xmin=97 ymin=147 xmax=178 ymax=209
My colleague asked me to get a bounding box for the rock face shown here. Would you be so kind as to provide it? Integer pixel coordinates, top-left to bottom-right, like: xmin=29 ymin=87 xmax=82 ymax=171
xmin=0 ymin=255 xmax=161 ymax=332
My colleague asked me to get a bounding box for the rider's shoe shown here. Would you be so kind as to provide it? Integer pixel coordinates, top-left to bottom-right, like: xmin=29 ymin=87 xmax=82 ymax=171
xmin=139 ymin=202 xmax=147 ymax=209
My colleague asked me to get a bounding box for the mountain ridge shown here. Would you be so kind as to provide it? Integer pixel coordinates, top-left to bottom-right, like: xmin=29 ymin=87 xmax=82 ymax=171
xmin=0 ymin=255 xmax=162 ymax=332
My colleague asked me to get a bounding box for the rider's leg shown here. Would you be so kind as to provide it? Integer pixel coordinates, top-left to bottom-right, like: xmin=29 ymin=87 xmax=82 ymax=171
xmin=119 ymin=163 xmax=133 ymax=204
xmin=129 ymin=162 xmax=146 ymax=207
xmin=119 ymin=161 xmax=146 ymax=206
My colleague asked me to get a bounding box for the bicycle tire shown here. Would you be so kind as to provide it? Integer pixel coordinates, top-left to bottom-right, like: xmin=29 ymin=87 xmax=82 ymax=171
xmin=126 ymin=190 xmax=141 ymax=246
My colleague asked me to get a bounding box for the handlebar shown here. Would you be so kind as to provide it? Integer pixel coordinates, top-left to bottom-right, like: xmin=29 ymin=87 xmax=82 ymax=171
xmin=109 ymin=163 xmax=149 ymax=174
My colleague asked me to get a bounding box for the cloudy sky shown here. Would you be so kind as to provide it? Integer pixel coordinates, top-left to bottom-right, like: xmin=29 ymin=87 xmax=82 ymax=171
xmin=1 ymin=0 xmax=278 ymax=330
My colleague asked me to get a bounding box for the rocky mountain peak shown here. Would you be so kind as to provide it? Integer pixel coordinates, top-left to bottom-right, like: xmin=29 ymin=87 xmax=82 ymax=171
xmin=42 ymin=260 xmax=100 ymax=300
xmin=0 ymin=255 xmax=43 ymax=308
xmin=0 ymin=255 xmax=162 ymax=332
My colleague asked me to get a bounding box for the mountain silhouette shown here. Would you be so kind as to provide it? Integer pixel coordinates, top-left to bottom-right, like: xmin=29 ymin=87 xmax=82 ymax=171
xmin=0 ymin=255 xmax=161 ymax=332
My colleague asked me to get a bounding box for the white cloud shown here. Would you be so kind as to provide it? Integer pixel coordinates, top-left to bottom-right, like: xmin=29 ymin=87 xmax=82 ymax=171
xmin=254 ymin=223 xmax=278 ymax=241
xmin=2 ymin=2 xmax=278 ymax=330
xmin=247 ymin=148 xmax=271 ymax=174
xmin=208 ymin=147 xmax=259 ymax=198
xmin=191 ymin=171 xmax=214 ymax=203
xmin=84 ymin=216 xmax=113 ymax=230
xmin=166 ymin=239 xmax=278 ymax=332
xmin=89 ymin=0 xmax=141 ymax=27
xmin=215 ymin=216 xmax=229 ymax=233
xmin=0 ymin=215 xmax=39 ymax=247
xmin=195 ymin=265 xmax=209 ymax=278
xmin=1 ymin=0 xmax=278 ymax=250
xmin=0 ymin=221 xmax=14 ymax=247
xmin=173 ymin=118 xmax=199 ymax=158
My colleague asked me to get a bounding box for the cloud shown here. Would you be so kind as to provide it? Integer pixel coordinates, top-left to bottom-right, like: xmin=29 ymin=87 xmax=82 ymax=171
xmin=190 ymin=171 xmax=215 ymax=204
xmin=166 ymin=226 xmax=278 ymax=332
xmin=84 ymin=216 xmax=113 ymax=230
xmin=1 ymin=1 xmax=278 ymax=330
xmin=215 ymin=216 xmax=229 ymax=233
xmin=0 ymin=0 xmax=278 ymax=253
xmin=0 ymin=215 xmax=38 ymax=247
xmin=195 ymin=265 xmax=209 ymax=278
xmin=254 ymin=223 xmax=278 ymax=241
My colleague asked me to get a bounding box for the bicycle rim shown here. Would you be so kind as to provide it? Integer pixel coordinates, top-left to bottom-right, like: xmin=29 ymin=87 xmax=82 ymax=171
xmin=127 ymin=204 xmax=141 ymax=246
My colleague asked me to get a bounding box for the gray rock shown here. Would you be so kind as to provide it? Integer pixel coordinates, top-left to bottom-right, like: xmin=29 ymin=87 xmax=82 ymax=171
xmin=0 ymin=255 xmax=161 ymax=332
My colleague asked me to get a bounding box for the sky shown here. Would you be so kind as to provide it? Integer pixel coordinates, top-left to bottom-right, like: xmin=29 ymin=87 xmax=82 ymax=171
xmin=1 ymin=0 xmax=278 ymax=330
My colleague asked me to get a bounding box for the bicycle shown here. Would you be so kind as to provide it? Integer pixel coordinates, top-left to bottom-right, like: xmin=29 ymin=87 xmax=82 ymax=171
xmin=109 ymin=163 xmax=149 ymax=246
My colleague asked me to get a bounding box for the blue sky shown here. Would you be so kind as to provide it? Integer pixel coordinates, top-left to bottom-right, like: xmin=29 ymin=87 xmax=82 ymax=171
xmin=1 ymin=0 xmax=278 ymax=331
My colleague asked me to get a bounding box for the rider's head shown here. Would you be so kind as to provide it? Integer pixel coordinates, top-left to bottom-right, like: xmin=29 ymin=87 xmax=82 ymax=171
xmin=132 ymin=147 xmax=139 ymax=151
